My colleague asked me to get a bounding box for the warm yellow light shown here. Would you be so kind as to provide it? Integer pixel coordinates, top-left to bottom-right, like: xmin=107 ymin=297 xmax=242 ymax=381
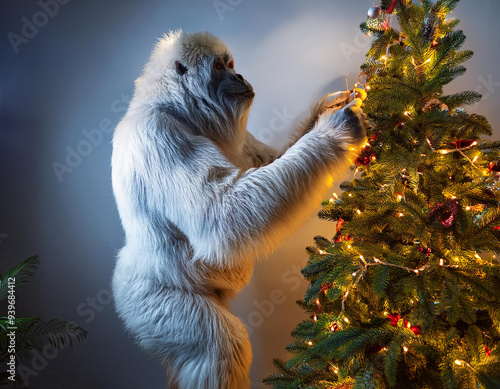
xmin=352 ymin=272 xmax=357 ymax=276
xmin=333 ymin=368 xmax=339 ymax=374
xmin=315 ymin=299 xmax=320 ymax=306
xmin=440 ymin=150 xmax=449 ymax=154
xmin=455 ymin=359 xmax=462 ymax=366
xmin=451 ymin=196 xmax=457 ymax=199
xmin=398 ymin=212 xmax=404 ymax=217
xmin=397 ymin=194 xmax=403 ymax=200
xmin=475 ymin=253 xmax=480 ymax=259
xmin=344 ymin=317 xmax=349 ymax=323
xmin=425 ymin=58 xmax=431 ymax=63
xmin=319 ymin=250 xmax=326 ymax=255
xmin=356 ymin=209 xmax=361 ymax=214
xmin=404 ymin=111 xmax=410 ymax=116
xmin=465 ymin=206 xmax=471 ymax=211
xmin=403 ymin=346 xmax=408 ymax=352
xmin=473 ymin=155 xmax=479 ymax=162
xmin=454 ymin=257 xmax=459 ymax=261
xmin=347 ymin=245 xmax=352 ymax=249
xmin=366 ymin=85 xmax=371 ymax=90
xmin=359 ymin=255 xmax=364 ymax=261
xmin=307 ymin=341 xmax=313 ymax=346
xmin=374 ymin=257 xmax=380 ymax=263
xmin=313 ymin=314 xmax=317 ymax=322
xmin=333 ymin=192 xmax=338 ymax=199
xmin=381 ymin=55 xmax=387 ymax=61
xmin=348 ymin=193 xmax=352 ymax=197
xmin=414 ymin=269 xmax=419 ymax=274
xmin=439 ymin=258 xmax=444 ymax=266
xmin=329 ymin=198 xmax=334 ymax=203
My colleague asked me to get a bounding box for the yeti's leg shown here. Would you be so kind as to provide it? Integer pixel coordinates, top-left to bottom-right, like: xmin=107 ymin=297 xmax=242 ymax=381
xmin=159 ymin=293 xmax=251 ymax=389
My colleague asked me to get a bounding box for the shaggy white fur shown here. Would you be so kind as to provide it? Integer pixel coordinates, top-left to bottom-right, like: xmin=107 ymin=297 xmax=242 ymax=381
xmin=111 ymin=30 xmax=368 ymax=389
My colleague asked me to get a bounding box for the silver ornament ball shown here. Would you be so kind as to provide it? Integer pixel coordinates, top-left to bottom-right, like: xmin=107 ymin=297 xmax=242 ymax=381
xmin=368 ymin=6 xmax=382 ymax=19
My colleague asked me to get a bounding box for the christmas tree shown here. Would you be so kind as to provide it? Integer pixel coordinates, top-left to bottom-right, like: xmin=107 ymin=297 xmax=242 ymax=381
xmin=264 ymin=0 xmax=500 ymax=388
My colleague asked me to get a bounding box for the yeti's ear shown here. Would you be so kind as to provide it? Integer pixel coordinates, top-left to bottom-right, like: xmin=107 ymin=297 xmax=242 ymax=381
xmin=175 ymin=61 xmax=188 ymax=76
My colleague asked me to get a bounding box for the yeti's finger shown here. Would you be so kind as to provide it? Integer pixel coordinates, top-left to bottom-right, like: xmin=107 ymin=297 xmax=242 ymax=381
xmin=344 ymin=97 xmax=363 ymax=110
xmin=323 ymin=90 xmax=351 ymax=107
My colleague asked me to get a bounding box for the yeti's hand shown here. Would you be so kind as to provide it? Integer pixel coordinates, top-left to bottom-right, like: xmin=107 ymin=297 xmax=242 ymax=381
xmin=319 ymin=98 xmax=369 ymax=147
xmin=320 ymin=88 xmax=368 ymax=113
xmin=319 ymin=90 xmax=351 ymax=113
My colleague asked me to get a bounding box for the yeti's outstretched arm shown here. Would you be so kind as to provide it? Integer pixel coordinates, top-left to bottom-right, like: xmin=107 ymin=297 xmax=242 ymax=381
xmin=162 ymin=99 xmax=367 ymax=268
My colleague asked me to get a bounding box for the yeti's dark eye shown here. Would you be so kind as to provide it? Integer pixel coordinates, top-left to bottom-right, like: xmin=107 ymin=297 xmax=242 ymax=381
xmin=228 ymin=60 xmax=234 ymax=69
xmin=214 ymin=60 xmax=224 ymax=71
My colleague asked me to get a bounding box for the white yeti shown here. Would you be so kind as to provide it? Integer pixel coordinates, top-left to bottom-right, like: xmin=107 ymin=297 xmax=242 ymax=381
xmin=111 ymin=30 xmax=368 ymax=388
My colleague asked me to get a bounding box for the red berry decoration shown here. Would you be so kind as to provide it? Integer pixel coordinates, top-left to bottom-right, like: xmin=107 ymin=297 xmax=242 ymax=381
xmin=397 ymin=121 xmax=406 ymax=129
xmin=410 ymin=324 xmax=422 ymax=335
xmin=355 ymin=146 xmax=376 ymax=166
xmin=450 ymin=139 xmax=475 ymax=148
xmin=428 ymin=199 xmax=459 ymax=228
xmin=336 ymin=217 xmax=345 ymax=233
xmin=489 ymin=161 xmax=500 ymax=172
xmin=485 ymin=345 xmax=491 ymax=356
xmin=417 ymin=246 xmax=431 ymax=255
xmin=389 ymin=312 xmax=400 ymax=327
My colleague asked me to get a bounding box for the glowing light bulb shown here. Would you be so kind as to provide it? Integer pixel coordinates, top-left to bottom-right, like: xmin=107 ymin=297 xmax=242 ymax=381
xmin=383 ymin=311 xmax=388 ymax=316
xmin=404 ymin=111 xmax=410 ymax=116
xmin=347 ymin=245 xmax=352 ymax=249
xmin=439 ymin=258 xmax=444 ymax=266
xmin=329 ymin=198 xmax=334 ymax=203
xmin=366 ymin=85 xmax=371 ymax=90
xmin=348 ymin=193 xmax=352 ymax=197
xmin=343 ymin=317 xmax=349 ymax=323
xmin=313 ymin=314 xmax=317 ymax=322
xmin=356 ymin=209 xmax=361 ymax=215
xmin=403 ymin=346 xmax=408 ymax=352
xmin=398 ymin=213 xmax=404 ymax=217
xmin=307 ymin=341 xmax=313 ymax=346
xmin=473 ymin=155 xmax=479 ymax=162
xmin=333 ymin=192 xmax=338 ymax=199
xmin=352 ymin=272 xmax=357 ymax=276
xmin=455 ymin=359 xmax=462 ymax=366
xmin=465 ymin=206 xmax=471 ymax=211
xmin=374 ymin=257 xmax=380 ymax=263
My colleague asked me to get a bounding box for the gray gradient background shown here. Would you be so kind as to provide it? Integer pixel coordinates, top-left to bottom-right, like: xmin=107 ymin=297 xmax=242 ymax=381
xmin=1 ymin=0 xmax=499 ymax=388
